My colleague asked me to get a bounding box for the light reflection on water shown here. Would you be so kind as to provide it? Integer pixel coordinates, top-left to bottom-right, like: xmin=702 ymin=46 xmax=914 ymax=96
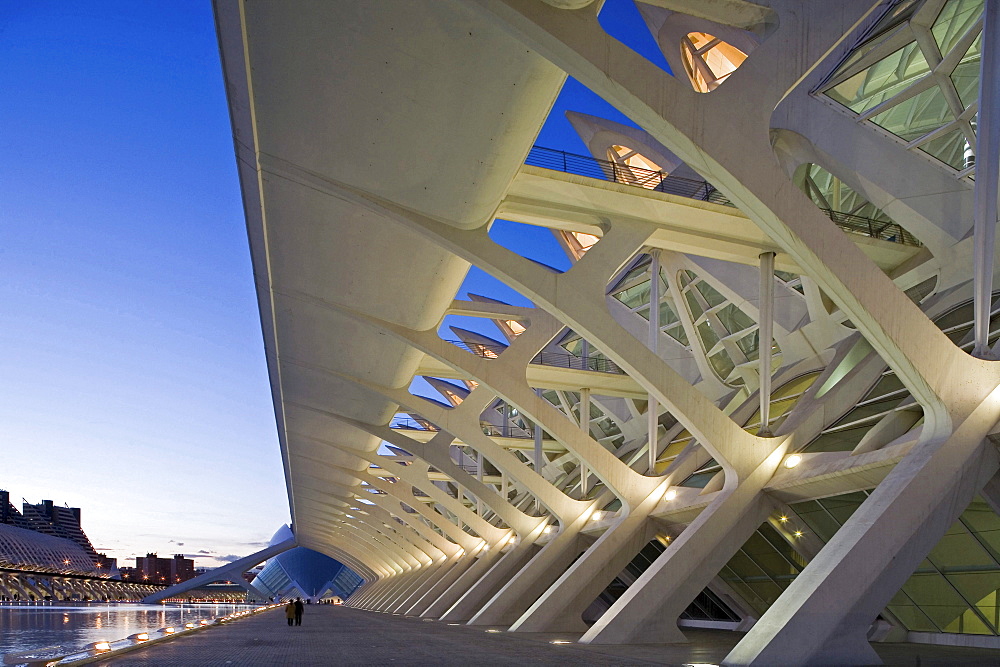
xmin=0 ymin=602 xmax=254 ymax=658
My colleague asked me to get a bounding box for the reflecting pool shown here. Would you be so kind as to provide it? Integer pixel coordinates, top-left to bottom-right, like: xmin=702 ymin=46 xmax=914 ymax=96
xmin=0 ymin=602 xmax=254 ymax=659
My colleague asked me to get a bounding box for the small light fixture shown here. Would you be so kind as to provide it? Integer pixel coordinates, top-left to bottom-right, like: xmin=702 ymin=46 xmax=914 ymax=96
xmin=794 ymin=530 xmax=804 ymax=538
xmin=93 ymin=641 xmax=111 ymax=652
xmin=779 ymin=515 xmax=788 ymax=523
xmin=184 ymin=622 xmax=195 ymax=629
xmin=485 ymin=629 xmax=503 ymax=633
xmin=591 ymin=511 xmax=604 ymax=521
xmin=550 ymin=639 xmax=572 ymax=645
xmin=784 ymin=454 xmax=802 ymax=469
xmin=134 ymin=633 xmax=149 ymax=641
xmin=664 ymin=488 xmax=677 ymax=501
xmin=199 ymin=620 xmax=209 ymax=626
xmin=543 ymin=526 xmax=554 ymax=534
xmin=163 ymin=627 xmax=175 ymax=634
xmin=507 ymin=535 xmax=517 ymax=544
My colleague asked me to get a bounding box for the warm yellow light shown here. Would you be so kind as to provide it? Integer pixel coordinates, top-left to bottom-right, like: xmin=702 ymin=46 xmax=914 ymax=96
xmin=199 ymin=620 xmax=210 ymax=626
xmin=550 ymin=639 xmax=572 ymax=645
xmin=507 ymin=535 xmax=517 ymax=544
xmin=93 ymin=641 xmax=111 ymax=652
xmin=591 ymin=511 xmax=604 ymax=522
xmin=779 ymin=515 xmax=788 ymax=523
xmin=664 ymin=488 xmax=677 ymax=501
xmin=794 ymin=530 xmax=804 ymax=538
xmin=784 ymin=454 xmax=802 ymax=469
xmin=543 ymin=526 xmax=554 ymax=534
xmin=163 ymin=627 xmax=175 ymax=634
xmin=184 ymin=622 xmax=195 ymax=629
xmin=135 ymin=633 xmax=149 ymax=641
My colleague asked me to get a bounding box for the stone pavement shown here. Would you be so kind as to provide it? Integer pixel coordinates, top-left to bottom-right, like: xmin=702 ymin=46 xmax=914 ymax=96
xmin=93 ymin=605 xmax=1000 ymax=666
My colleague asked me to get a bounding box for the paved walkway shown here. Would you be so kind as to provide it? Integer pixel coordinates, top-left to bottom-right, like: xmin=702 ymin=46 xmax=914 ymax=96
xmin=94 ymin=606 xmax=1000 ymax=666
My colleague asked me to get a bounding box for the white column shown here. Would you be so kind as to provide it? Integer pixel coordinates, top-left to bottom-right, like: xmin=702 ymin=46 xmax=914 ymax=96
xmin=758 ymin=251 xmax=775 ymax=436
xmin=580 ymin=387 xmax=590 ymax=497
xmin=975 ymin=0 xmax=1000 ymax=356
xmin=534 ymin=388 xmax=544 ymax=470
xmin=477 ymin=451 xmax=484 ymax=517
xmin=648 ymin=251 xmax=661 ymax=472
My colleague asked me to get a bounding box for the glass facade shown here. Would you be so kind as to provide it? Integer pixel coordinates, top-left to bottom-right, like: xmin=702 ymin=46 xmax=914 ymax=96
xmin=821 ymin=0 xmax=983 ymax=174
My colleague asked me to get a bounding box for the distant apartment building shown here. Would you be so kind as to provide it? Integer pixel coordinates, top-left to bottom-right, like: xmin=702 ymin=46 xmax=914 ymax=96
xmin=126 ymin=553 xmax=195 ymax=584
xmin=0 ymin=489 xmax=116 ymax=572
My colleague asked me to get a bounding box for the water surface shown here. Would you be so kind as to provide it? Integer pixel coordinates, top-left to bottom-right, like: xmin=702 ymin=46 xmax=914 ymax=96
xmin=0 ymin=602 xmax=254 ymax=658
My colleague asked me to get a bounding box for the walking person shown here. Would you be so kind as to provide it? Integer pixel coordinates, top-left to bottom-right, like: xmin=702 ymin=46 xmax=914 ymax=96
xmin=294 ymin=597 xmax=304 ymax=626
xmin=285 ymin=600 xmax=295 ymax=626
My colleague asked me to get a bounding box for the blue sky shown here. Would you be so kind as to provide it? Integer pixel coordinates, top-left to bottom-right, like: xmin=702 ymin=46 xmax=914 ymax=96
xmin=1 ymin=1 xmax=670 ymax=569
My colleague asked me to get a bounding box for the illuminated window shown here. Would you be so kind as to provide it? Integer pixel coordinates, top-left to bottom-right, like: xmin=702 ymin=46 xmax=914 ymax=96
xmin=680 ymin=32 xmax=748 ymax=93
xmin=606 ymin=145 xmax=667 ymax=189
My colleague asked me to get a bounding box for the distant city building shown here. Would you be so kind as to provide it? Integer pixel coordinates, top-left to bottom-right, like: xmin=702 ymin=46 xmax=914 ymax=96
xmin=130 ymin=553 xmax=195 ymax=585
xmin=0 ymin=490 xmax=115 ymax=573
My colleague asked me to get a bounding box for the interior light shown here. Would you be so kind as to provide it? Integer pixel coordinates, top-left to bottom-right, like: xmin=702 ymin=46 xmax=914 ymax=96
xmin=591 ymin=511 xmax=604 ymax=521
xmin=543 ymin=526 xmax=554 ymax=534
xmin=784 ymin=454 xmax=802 ymax=469
xmin=184 ymin=622 xmax=195 ymax=629
xmin=135 ymin=633 xmax=149 ymax=641
xmin=485 ymin=629 xmax=503 ymax=633
xmin=794 ymin=530 xmax=804 ymax=538
xmin=550 ymin=639 xmax=572 ymax=645
xmin=507 ymin=535 xmax=517 ymax=544
xmin=664 ymin=488 xmax=677 ymax=501
xmin=163 ymin=627 xmax=175 ymax=634
xmin=779 ymin=515 xmax=788 ymax=523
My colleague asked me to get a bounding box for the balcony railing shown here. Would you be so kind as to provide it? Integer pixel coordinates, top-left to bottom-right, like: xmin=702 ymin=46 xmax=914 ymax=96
xmin=524 ymin=146 xmax=921 ymax=247
xmin=446 ymin=339 xmax=625 ymax=374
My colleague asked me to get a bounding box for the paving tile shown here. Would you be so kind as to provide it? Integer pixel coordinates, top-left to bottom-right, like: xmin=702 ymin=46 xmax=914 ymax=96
xmin=93 ymin=606 xmax=1000 ymax=666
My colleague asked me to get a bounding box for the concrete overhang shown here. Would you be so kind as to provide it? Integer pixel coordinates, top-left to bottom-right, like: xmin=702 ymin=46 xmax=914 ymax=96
xmin=502 ymin=167 xmax=923 ymax=273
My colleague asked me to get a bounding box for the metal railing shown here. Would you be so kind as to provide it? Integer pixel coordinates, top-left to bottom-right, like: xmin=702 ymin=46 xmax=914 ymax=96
xmin=820 ymin=208 xmax=921 ymax=246
xmin=391 ymin=418 xmax=439 ymax=432
xmin=526 ymin=145 xmax=730 ymax=204
xmin=446 ymin=339 xmax=625 ymax=374
xmin=524 ymin=146 xmax=921 ymax=247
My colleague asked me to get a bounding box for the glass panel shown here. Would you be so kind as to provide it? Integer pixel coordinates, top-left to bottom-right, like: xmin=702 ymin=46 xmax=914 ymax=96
xmin=679 ymin=470 xmax=721 ymax=488
xmin=709 ymin=351 xmax=736 ymax=382
xmin=614 ymin=280 xmax=651 ymax=309
xmin=685 ymin=290 xmax=704 ymax=319
xmin=927 ymin=525 xmax=995 ymax=570
xmin=698 ymin=321 xmax=720 ymax=350
xmin=918 ymin=128 xmax=971 ymax=170
xmin=932 ymin=0 xmax=985 ymax=56
xmin=717 ymin=303 xmax=755 ymax=334
xmin=951 ymin=34 xmax=982 ymax=108
xmin=695 ymin=280 xmax=727 ymax=308
xmin=659 ymin=301 xmax=680 ymax=328
xmin=870 ymin=83 xmax=950 ymax=142
xmin=826 ymin=42 xmax=929 ymax=113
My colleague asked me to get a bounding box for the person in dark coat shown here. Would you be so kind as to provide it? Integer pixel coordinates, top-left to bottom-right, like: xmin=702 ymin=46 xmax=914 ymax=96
xmin=294 ymin=597 xmax=304 ymax=626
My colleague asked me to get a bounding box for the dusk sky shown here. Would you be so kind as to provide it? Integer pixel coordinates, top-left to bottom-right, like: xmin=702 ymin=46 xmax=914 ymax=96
xmin=2 ymin=1 xmax=666 ymax=570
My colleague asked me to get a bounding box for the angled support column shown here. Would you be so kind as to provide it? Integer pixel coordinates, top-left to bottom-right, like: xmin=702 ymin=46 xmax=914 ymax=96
xmin=435 ymin=534 xmax=541 ymax=620
xmin=726 ymin=410 xmax=1000 ymax=665
xmin=142 ymin=537 xmax=296 ymax=604
xmin=648 ymin=250 xmax=661 ymax=472
xmin=977 ymin=0 xmax=1000 ymax=357
xmin=758 ymin=251 xmax=775 ymax=436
